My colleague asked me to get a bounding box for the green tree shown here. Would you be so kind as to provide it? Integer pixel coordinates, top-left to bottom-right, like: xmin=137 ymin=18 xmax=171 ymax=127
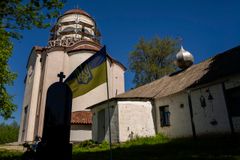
xmin=0 ymin=121 xmax=19 ymax=144
xmin=0 ymin=0 xmax=65 ymax=119
xmin=129 ymin=37 xmax=179 ymax=87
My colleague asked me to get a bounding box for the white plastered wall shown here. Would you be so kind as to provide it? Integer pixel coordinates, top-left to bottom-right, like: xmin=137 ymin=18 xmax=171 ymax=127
xmin=190 ymin=83 xmax=231 ymax=135
xmin=155 ymin=93 xmax=193 ymax=138
xmin=18 ymin=51 xmax=42 ymax=142
xmin=67 ymin=50 xmax=107 ymax=112
xmin=70 ymin=125 xmax=92 ymax=142
xmin=69 ymin=54 xmax=125 ymax=112
xmin=108 ymin=63 xmax=125 ymax=98
xmin=37 ymin=50 xmax=69 ymax=137
xmin=118 ymin=101 xmax=155 ymax=142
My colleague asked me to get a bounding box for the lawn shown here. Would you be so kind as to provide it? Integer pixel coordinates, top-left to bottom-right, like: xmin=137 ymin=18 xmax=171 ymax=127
xmin=72 ymin=134 xmax=240 ymax=160
xmin=0 ymin=134 xmax=240 ymax=160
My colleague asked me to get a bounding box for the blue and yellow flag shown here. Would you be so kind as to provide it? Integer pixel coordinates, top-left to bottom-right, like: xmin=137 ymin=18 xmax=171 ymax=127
xmin=65 ymin=46 xmax=107 ymax=98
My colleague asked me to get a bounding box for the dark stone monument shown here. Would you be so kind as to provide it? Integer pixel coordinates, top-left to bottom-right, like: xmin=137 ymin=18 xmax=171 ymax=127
xmin=38 ymin=72 xmax=72 ymax=160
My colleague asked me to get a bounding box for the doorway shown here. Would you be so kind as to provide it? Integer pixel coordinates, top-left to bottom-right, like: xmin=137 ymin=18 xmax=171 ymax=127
xmin=226 ymin=86 xmax=240 ymax=132
xmin=97 ymin=109 xmax=105 ymax=142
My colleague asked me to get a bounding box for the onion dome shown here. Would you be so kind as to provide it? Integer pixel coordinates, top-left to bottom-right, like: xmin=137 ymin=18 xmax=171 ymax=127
xmin=176 ymin=46 xmax=194 ymax=69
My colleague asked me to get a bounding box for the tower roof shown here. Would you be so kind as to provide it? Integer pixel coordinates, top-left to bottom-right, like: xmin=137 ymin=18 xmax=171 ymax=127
xmin=61 ymin=9 xmax=92 ymax=19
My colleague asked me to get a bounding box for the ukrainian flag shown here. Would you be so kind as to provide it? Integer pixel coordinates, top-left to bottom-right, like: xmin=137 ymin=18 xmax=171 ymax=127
xmin=65 ymin=46 xmax=107 ymax=98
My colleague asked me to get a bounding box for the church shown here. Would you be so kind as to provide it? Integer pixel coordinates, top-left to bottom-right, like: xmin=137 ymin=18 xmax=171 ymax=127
xmin=19 ymin=8 xmax=240 ymax=143
xmin=18 ymin=9 xmax=126 ymax=142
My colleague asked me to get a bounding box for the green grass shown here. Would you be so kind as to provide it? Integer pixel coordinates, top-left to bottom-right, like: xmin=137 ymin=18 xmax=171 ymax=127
xmin=0 ymin=149 xmax=22 ymax=160
xmin=1 ymin=134 xmax=240 ymax=160
xmin=72 ymin=134 xmax=240 ymax=160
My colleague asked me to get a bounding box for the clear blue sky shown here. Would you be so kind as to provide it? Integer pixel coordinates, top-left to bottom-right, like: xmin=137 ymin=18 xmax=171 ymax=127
xmin=1 ymin=0 xmax=240 ymax=124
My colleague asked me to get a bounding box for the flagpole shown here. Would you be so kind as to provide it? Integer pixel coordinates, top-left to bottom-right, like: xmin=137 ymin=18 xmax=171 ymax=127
xmin=104 ymin=46 xmax=113 ymax=160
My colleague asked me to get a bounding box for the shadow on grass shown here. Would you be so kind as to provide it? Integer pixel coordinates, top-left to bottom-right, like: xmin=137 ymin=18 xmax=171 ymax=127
xmin=0 ymin=149 xmax=22 ymax=160
xmin=72 ymin=135 xmax=240 ymax=160
xmin=1 ymin=135 xmax=239 ymax=160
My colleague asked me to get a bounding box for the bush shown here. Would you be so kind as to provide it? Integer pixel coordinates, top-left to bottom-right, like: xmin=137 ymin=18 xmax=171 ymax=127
xmin=77 ymin=140 xmax=96 ymax=148
xmin=123 ymin=134 xmax=169 ymax=147
xmin=0 ymin=121 xmax=19 ymax=144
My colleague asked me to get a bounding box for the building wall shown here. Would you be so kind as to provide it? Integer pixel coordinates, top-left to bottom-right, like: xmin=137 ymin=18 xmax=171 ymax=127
xmin=191 ymin=83 xmax=231 ymax=135
xmin=71 ymin=58 xmax=125 ymax=112
xmin=37 ymin=50 xmax=68 ymax=137
xmin=67 ymin=51 xmax=94 ymax=75
xmin=118 ymin=101 xmax=155 ymax=142
xmin=224 ymin=74 xmax=240 ymax=132
xmin=224 ymin=74 xmax=240 ymax=90
xmin=18 ymin=50 xmax=42 ymax=142
xmin=70 ymin=125 xmax=92 ymax=142
xmin=108 ymin=63 xmax=125 ymax=98
xmin=91 ymin=101 xmax=118 ymax=143
xmin=155 ymin=93 xmax=193 ymax=138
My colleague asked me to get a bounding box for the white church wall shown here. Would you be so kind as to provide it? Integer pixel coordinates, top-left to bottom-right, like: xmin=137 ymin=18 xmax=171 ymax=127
xmin=67 ymin=51 xmax=94 ymax=76
xmin=155 ymin=93 xmax=193 ymax=138
xmin=68 ymin=50 xmax=107 ymax=111
xmin=19 ymin=51 xmax=42 ymax=142
xmin=70 ymin=125 xmax=92 ymax=142
xmin=71 ymin=59 xmax=124 ymax=112
xmin=191 ymin=83 xmax=231 ymax=135
xmin=108 ymin=63 xmax=125 ymax=98
xmin=18 ymin=65 xmax=34 ymax=141
xmin=118 ymin=101 xmax=155 ymax=142
xmin=25 ymin=53 xmax=42 ymax=141
xmin=37 ymin=50 xmax=69 ymax=137
xmin=72 ymin=83 xmax=108 ymax=112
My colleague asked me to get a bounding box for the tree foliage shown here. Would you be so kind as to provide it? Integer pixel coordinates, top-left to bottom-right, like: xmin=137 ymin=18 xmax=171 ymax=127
xmin=0 ymin=0 xmax=65 ymax=119
xmin=0 ymin=28 xmax=17 ymax=119
xmin=129 ymin=37 xmax=179 ymax=87
xmin=0 ymin=121 xmax=19 ymax=144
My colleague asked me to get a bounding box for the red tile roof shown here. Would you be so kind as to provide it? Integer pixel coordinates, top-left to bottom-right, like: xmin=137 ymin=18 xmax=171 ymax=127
xmin=71 ymin=111 xmax=92 ymax=125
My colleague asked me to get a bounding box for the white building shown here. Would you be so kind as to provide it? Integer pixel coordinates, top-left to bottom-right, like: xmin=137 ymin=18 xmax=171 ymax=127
xmin=18 ymin=9 xmax=126 ymax=143
xmin=90 ymin=46 xmax=240 ymax=143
